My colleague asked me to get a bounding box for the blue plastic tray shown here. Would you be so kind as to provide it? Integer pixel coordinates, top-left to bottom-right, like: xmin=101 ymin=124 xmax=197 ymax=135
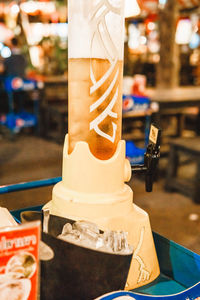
xmin=11 ymin=205 xmax=200 ymax=299
xmin=1 ymin=178 xmax=199 ymax=299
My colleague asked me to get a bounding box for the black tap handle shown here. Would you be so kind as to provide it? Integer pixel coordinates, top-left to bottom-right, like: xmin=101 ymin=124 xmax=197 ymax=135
xmin=144 ymin=146 xmax=160 ymax=192
xmin=144 ymin=124 xmax=161 ymax=192
xmin=131 ymin=124 xmax=161 ymax=192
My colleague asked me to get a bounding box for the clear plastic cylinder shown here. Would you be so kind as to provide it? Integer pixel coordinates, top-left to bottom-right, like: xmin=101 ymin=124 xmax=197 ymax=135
xmin=68 ymin=0 xmax=125 ymax=160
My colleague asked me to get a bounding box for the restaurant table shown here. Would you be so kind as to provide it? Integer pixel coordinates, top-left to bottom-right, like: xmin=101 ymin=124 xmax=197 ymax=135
xmin=147 ymin=86 xmax=200 ymax=136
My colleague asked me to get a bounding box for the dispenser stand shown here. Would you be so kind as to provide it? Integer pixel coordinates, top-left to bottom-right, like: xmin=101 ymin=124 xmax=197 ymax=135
xmin=44 ymin=135 xmax=160 ymax=290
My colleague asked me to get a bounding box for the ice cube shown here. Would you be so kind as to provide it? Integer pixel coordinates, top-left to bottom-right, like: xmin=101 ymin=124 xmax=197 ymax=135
xmin=61 ymin=223 xmax=73 ymax=235
xmin=102 ymin=230 xmax=130 ymax=253
xmin=43 ymin=209 xmax=50 ymax=233
xmin=58 ymin=221 xmax=133 ymax=254
xmin=73 ymin=221 xmax=99 ymax=241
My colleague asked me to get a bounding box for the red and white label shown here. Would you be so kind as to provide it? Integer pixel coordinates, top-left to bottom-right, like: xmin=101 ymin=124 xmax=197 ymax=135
xmin=0 ymin=221 xmax=40 ymax=300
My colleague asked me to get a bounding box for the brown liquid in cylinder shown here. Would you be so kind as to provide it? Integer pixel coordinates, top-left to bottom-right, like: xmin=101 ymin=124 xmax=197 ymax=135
xmin=68 ymin=58 xmax=123 ymax=160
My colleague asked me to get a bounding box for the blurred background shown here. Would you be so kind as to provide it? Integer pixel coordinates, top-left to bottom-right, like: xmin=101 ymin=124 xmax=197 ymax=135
xmin=0 ymin=0 xmax=200 ymax=254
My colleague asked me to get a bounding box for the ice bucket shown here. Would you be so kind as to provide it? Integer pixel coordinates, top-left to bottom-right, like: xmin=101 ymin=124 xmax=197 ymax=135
xmin=21 ymin=211 xmax=133 ymax=300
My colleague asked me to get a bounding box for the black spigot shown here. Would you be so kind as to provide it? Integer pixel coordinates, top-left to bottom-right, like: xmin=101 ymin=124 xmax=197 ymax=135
xmin=131 ymin=124 xmax=161 ymax=192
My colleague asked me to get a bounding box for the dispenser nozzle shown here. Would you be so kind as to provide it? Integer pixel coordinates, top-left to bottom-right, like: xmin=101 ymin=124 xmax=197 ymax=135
xmin=131 ymin=124 xmax=161 ymax=192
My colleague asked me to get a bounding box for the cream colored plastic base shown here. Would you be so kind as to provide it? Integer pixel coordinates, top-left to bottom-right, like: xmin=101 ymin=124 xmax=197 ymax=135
xmin=44 ymin=135 xmax=160 ymax=290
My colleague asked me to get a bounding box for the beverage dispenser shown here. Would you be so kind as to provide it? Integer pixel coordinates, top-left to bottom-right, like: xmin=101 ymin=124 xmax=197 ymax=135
xmin=44 ymin=0 xmax=160 ymax=290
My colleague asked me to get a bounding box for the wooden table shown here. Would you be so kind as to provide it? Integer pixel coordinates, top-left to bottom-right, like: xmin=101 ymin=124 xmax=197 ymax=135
xmin=147 ymin=86 xmax=200 ymax=108
xmin=147 ymin=86 xmax=200 ymax=136
xmin=165 ymin=137 xmax=200 ymax=203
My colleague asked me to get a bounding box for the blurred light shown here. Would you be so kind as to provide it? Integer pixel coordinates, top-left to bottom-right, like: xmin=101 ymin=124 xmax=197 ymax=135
xmin=125 ymin=0 xmax=141 ymax=18
xmin=10 ymin=4 xmax=20 ymax=15
xmin=14 ymin=25 xmax=21 ymax=35
xmin=0 ymin=24 xmax=14 ymax=42
xmin=152 ymin=54 xmax=160 ymax=63
xmin=159 ymin=0 xmax=167 ymax=5
xmin=148 ymin=41 xmax=160 ymax=53
xmin=128 ymin=23 xmax=140 ymax=49
xmin=51 ymin=12 xmax=59 ymax=23
xmin=0 ymin=42 xmax=3 ymax=51
xmin=128 ymin=38 xmax=140 ymax=50
xmin=54 ymin=23 xmax=68 ymax=39
xmin=159 ymin=0 xmax=167 ymax=9
xmin=194 ymin=25 xmax=198 ymax=33
xmin=25 ymin=23 xmax=44 ymax=45
xmin=20 ymin=1 xmax=55 ymax=15
xmin=175 ymin=19 xmax=192 ymax=44
xmin=190 ymin=49 xmax=199 ymax=65
xmin=29 ymin=46 xmax=42 ymax=68
xmin=24 ymin=22 xmax=69 ymax=46
xmin=1 ymin=47 xmax=11 ymax=58
xmin=140 ymin=36 xmax=147 ymax=45
xmin=20 ymin=1 xmax=37 ymax=14
xmin=189 ymin=33 xmax=200 ymax=49
xmin=147 ymin=22 xmax=155 ymax=31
